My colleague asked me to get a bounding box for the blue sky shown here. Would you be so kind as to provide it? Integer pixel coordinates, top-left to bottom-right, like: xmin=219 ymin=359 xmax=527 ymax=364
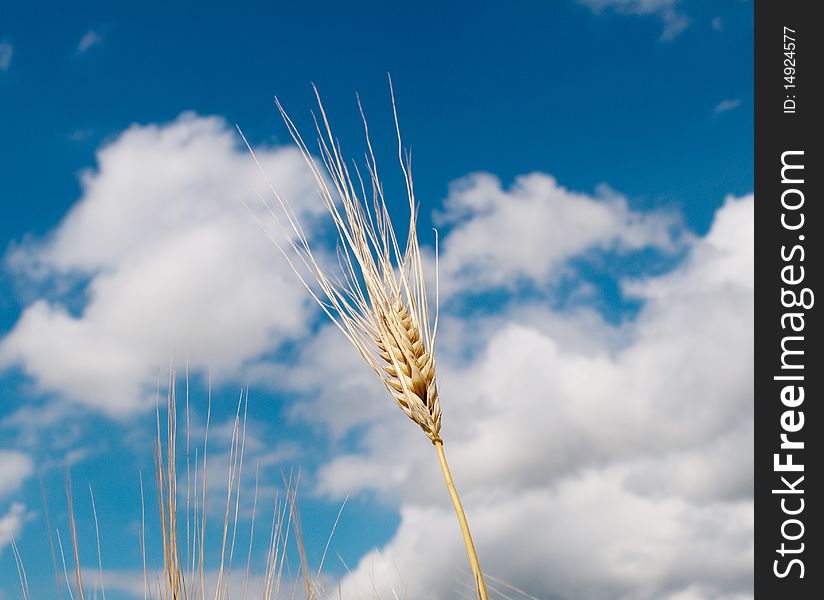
xmin=1 ymin=2 xmax=753 ymax=598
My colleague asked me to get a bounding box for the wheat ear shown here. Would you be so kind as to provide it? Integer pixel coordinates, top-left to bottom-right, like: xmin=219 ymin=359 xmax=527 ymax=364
xmin=241 ymin=78 xmax=488 ymax=599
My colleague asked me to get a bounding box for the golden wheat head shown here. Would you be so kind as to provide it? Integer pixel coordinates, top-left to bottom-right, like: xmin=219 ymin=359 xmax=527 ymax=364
xmin=241 ymin=78 xmax=442 ymax=442
xmin=242 ymin=80 xmax=488 ymax=599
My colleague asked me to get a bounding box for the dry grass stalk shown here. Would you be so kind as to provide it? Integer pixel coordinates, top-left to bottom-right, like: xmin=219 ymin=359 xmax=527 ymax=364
xmin=8 ymin=382 xmax=540 ymax=598
xmin=10 ymin=533 xmax=31 ymax=600
xmin=15 ymin=374 xmax=327 ymax=600
xmin=148 ymin=370 xmax=324 ymax=600
xmin=241 ymin=78 xmax=488 ymax=599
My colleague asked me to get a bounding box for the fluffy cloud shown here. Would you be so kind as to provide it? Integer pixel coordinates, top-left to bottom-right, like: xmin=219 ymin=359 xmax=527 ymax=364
xmin=301 ymin=195 xmax=753 ymax=598
xmin=1 ymin=113 xmax=322 ymax=416
xmin=85 ymin=568 xmax=317 ymax=599
xmin=346 ymin=479 xmax=751 ymax=600
xmin=436 ymin=173 xmax=683 ymax=298
xmin=0 ymin=503 xmax=29 ymax=554
xmin=0 ymin=106 xmax=752 ymax=597
xmin=0 ymin=451 xmax=32 ymax=500
xmin=579 ymin=0 xmax=690 ymax=40
xmin=0 ymin=451 xmax=33 ymax=552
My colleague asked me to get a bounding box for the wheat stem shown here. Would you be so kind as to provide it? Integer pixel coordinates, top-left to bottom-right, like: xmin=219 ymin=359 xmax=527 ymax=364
xmin=434 ymin=440 xmax=488 ymax=600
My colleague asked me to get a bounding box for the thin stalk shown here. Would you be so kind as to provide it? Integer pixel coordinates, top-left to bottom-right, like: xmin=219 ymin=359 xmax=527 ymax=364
xmin=434 ymin=440 xmax=488 ymax=600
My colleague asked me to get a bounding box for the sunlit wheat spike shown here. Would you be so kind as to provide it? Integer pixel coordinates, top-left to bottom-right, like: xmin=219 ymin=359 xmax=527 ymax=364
xmin=240 ymin=77 xmax=442 ymax=443
xmin=377 ymin=297 xmax=442 ymax=441
xmin=242 ymin=77 xmax=489 ymax=599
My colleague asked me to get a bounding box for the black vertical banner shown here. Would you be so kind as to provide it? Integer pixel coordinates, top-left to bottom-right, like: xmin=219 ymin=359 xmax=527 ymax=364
xmin=755 ymin=1 xmax=823 ymax=598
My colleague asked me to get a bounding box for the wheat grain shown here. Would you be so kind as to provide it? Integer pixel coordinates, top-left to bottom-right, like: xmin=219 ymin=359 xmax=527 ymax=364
xmin=241 ymin=85 xmax=443 ymax=443
xmin=242 ymin=77 xmax=489 ymax=599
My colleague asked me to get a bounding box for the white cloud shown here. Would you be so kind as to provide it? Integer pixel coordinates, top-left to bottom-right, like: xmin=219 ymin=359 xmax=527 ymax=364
xmin=85 ymin=568 xmax=319 ymax=599
xmin=0 ymin=503 xmax=29 ymax=554
xmin=343 ymin=479 xmax=752 ymax=600
xmin=579 ymin=0 xmax=690 ymax=40
xmin=1 ymin=113 xmax=323 ymax=416
xmin=298 ymin=195 xmax=753 ymax=598
xmin=0 ymin=451 xmax=33 ymax=499
xmin=0 ymin=42 xmax=12 ymax=72
xmin=0 ymin=105 xmax=753 ymax=596
xmin=436 ymin=173 xmax=683 ymax=298
xmin=77 ymin=30 xmax=103 ymax=54
xmin=269 ymin=324 xmax=392 ymax=440
xmin=0 ymin=451 xmax=33 ymax=553
xmin=715 ymin=99 xmax=742 ymax=115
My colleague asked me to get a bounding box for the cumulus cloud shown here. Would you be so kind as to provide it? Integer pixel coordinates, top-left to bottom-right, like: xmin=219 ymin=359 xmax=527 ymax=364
xmin=0 ymin=106 xmax=752 ymax=597
xmin=579 ymin=0 xmax=690 ymax=40
xmin=0 ymin=42 xmax=12 ymax=72
xmin=0 ymin=451 xmax=33 ymax=553
xmin=0 ymin=451 xmax=33 ymax=499
xmin=347 ymin=479 xmax=752 ymax=600
xmin=86 ymin=568 xmax=314 ymax=599
xmin=436 ymin=173 xmax=683 ymax=299
xmin=0 ymin=113 xmax=323 ymax=416
xmin=0 ymin=503 xmax=29 ymax=553
xmin=297 ymin=195 xmax=753 ymax=598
